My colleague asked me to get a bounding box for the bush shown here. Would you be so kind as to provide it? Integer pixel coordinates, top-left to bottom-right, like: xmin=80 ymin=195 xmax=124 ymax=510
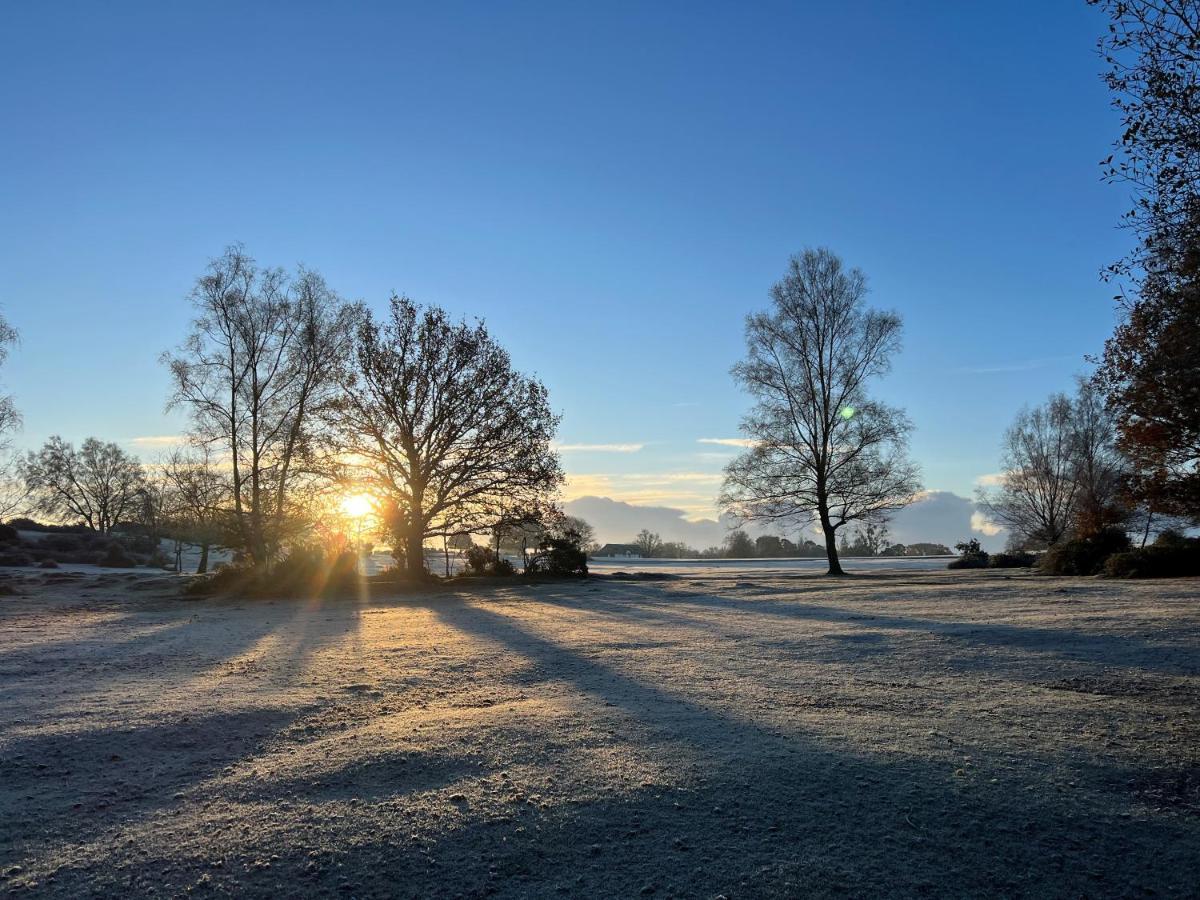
xmin=1103 ymin=533 xmax=1200 ymax=578
xmin=989 ymin=551 xmax=1036 ymax=568
xmin=185 ymin=547 xmax=361 ymax=597
xmin=39 ymin=559 xmax=59 ymax=569
xmin=1039 ymin=528 xmax=1131 ymax=576
xmin=5 ymin=518 xmax=89 ymax=534
xmin=948 ymin=554 xmax=989 ymax=570
xmin=526 ymin=537 xmax=589 ymax=577
xmin=0 ymin=551 xmax=33 ymax=567
xmin=948 ymin=538 xmax=989 ymax=570
xmin=463 ymin=546 xmax=514 ymax=576
xmin=0 ymin=523 xmax=18 ymax=543
xmin=42 ymin=533 xmax=87 ymax=552
xmin=98 ymin=542 xmax=138 ymax=568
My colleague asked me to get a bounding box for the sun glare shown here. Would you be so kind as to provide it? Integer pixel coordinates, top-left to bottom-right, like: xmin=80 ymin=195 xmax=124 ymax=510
xmin=340 ymin=493 xmax=374 ymax=519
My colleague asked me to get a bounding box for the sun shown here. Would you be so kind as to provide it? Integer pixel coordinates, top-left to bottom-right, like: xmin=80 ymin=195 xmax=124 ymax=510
xmin=340 ymin=492 xmax=374 ymax=519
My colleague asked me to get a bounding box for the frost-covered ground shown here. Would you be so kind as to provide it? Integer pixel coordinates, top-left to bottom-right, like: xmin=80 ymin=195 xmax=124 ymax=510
xmin=0 ymin=568 xmax=1197 ymax=898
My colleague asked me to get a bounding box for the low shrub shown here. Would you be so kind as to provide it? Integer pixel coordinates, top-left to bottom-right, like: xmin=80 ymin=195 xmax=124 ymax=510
xmin=0 ymin=523 xmax=18 ymax=543
xmin=463 ymin=546 xmax=514 ymax=577
xmin=98 ymin=542 xmax=138 ymax=568
xmin=1039 ymin=528 xmax=1131 ymax=576
xmin=526 ymin=537 xmax=588 ymax=577
xmin=0 ymin=552 xmax=33 ymax=567
xmin=42 ymin=533 xmax=87 ymax=552
xmin=185 ymin=547 xmax=362 ymax=597
xmin=948 ymin=555 xmax=989 ymax=570
xmin=989 ymin=551 xmax=1036 ymax=568
xmin=1103 ymin=533 xmax=1200 ymax=578
xmin=39 ymin=559 xmax=59 ymax=569
xmin=5 ymin=518 xmax=90 ymax=534
xmin=948 ymin=538 xmax=989 ymax=570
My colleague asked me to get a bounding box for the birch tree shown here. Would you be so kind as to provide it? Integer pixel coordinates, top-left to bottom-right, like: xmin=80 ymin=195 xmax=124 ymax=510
xmin=163 ymin=246 xmax=352 ymax=563
xmin=719 ymin=249 xmax=921 ymax=575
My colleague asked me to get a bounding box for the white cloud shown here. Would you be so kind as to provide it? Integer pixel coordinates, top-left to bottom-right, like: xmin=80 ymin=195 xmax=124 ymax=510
xmin=971 ymin=510 xmax=1003 ymax=536
xmin=563 ymin=471 xmax=721 ymax=520
xmin=554 ymin=442 xmax=644 ymax=453
xmin=697 ymin=437 xmax=759 ymax=448
xmin=564 ymin=487 xmax=1010 ymax=551
xmin=129 ymin=435 xmax=187 ymax=448
xmin=974 ymin=472 xmax=1006 ymax=487
xmin=563 ymin=495 xmax=731 ymax=547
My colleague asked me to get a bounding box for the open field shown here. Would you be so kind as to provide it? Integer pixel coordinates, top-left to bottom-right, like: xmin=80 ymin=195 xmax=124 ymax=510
xmin=1 ymin=569 xmax=1198 ymax=898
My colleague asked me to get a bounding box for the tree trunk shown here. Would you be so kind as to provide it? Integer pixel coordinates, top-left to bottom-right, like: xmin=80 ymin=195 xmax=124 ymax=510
xmin=197 ymin=542 xmax=210 ymax=575
xmin=405 ymin=528 xmax=426 ymax=579
xmin=820 ymin=513 xmax=845 ymax=576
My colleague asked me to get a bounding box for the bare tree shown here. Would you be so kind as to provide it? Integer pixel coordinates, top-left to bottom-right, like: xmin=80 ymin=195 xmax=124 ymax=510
xmin=0 ymin=312 xmax=18 ymax=442
xmin=159 ymin=447 xmax=230 ymax=573
xmin=633 ymin=529 xmax=663 ymax=558
xmin=0 ymin=465 xmax=29 ymax=521
xmin=163 ymin=245 xmax=352 ymax=564
xmin=982 ymin=380 xmax=1130 ymax=547
xmin=560 ymin=515 xmax=597 ymax=555
xmin=979 ymin=395 xmax=1079 ymax=548
xmin=720 ymin=249 xmax=921 ymax=575
xmin=0 ymin=313 xmax=24 ymax=512
xmin=21 ymin=437 xmax=145 ymax=533
xmin=1069 ymin=378 xmax=1129 ymax=536
xmin=330 ymin=297 xmax=562 ymax=577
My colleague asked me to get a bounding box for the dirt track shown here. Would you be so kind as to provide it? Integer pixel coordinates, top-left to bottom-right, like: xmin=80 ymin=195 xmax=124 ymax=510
xmin=1 ymin=568 xmax=1198 ymax=898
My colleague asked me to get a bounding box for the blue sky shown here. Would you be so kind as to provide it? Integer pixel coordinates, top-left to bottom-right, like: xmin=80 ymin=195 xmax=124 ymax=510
xmin=0 ymin=1 xmax=1129 ymax=537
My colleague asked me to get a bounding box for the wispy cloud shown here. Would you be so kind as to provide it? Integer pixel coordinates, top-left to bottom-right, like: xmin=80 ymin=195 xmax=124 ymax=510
xmin=956 ymin=355 xmax=1077 ymax=375
xmin=554 ymin=442 xmax=644 ymax=453
xmin=697 ymin=437 xmax=759 ymax=448
xmin=974 ymin=472 xmax=1005 ymax=487
xmin=129 ymin=435 xmax=187 ymax=448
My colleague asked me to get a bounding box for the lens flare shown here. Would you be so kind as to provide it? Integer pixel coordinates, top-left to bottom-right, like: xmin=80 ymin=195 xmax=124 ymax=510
xmin=839 ymin=406 xmax=857 ymax=420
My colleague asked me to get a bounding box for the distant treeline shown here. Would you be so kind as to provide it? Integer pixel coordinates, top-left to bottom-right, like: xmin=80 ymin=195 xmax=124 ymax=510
xmin=597 ymin=528 xmax=950 ymax=560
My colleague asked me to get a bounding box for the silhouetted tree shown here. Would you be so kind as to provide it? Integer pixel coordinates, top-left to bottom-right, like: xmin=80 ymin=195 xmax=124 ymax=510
xmin=0 ymin=313 xmax=18 ymax=442
xmin=159 ymin=447 xmax=229 ymax=573
xmin=657 ymin=541 xmax=696 ymax=558
xmin=633 ymin=529 xmax=663 ymax=558
xmin=1069 ymin=378 xmax=1130 ymax=536
xmin=720 ymin=249 xmax=922 ymax=575
xmin=981 ymin=380 xmax=1129 ymax=546
xmin=754 ymin=534 xmax=784 ymax=557
xmin=979 ymin=396 xmax=1079 ymax=547
xmin=558 ymin=515 xmax=597 ymax=555
xmin=848 ymin=519 xmax=889 ymax=556
xmin=164 ymin=245 xmax=353 ymax=563
xmin=1091 ymin=0 xmax=1200 ymax=277
xmin=331 ymin=297 xmax=561 ymax=577
xmin=22 ymin=437 xmax=145 ymax=534
xmin=724 ymin=529 xmax=756 ymax=558
xmin=0 ymin=314 xmax=26 ymax=519
xmin=1091 ymin=0 xmax=1200 ymax=520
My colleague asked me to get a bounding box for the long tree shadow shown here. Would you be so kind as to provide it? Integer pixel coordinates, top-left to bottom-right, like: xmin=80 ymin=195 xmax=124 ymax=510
xmin=541 ymin=580 xmax=1200 ymax=676
xmin=0 ymin=705 xmax=310 ymax=855
xmin=337 ymin=599 xmax=1195 ymax=897
xmin=10 ymin=593 xmax=1197 ymax=898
